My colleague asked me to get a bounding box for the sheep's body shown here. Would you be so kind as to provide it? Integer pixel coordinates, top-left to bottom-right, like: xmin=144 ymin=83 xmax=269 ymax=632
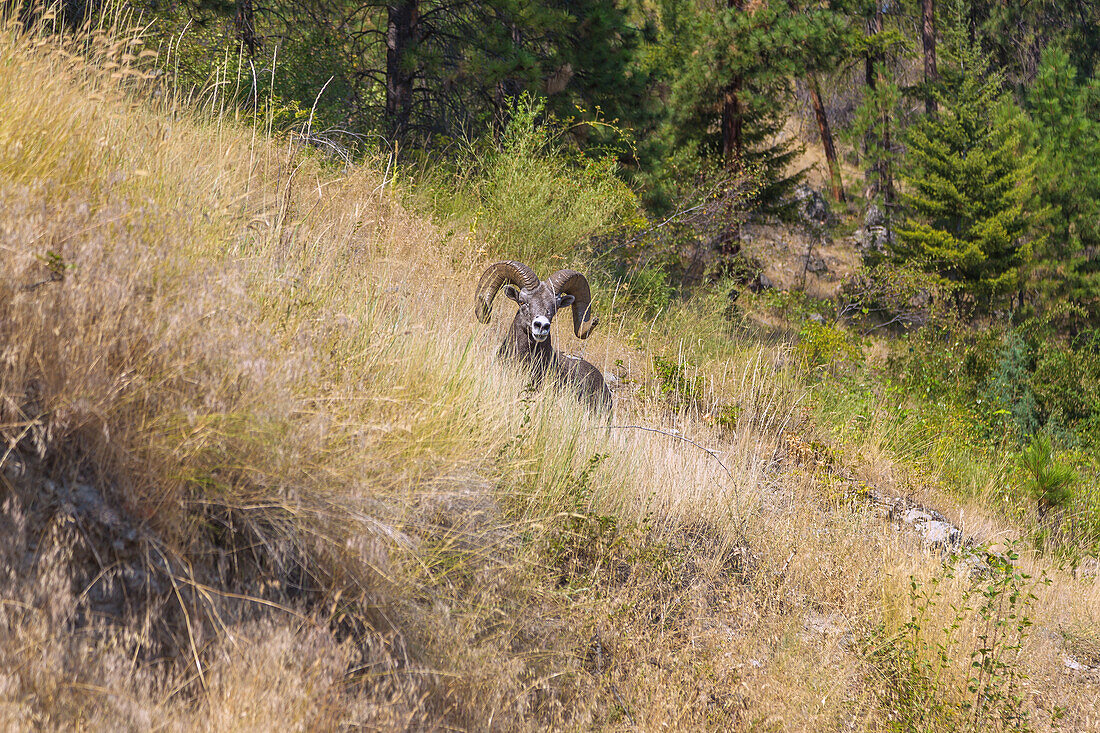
xmin=475 ymin=260 xmax=612 ymax=413
xmin=501 ymin=312 xmax=612 ymax=411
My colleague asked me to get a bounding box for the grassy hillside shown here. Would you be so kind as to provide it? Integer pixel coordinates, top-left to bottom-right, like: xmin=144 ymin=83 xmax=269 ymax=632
xmin=1 ymin=16 xmax=1098 ymax=731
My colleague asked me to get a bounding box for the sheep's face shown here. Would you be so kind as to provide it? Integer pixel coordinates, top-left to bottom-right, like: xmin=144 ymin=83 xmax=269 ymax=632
xmin=504 ymin=283 xmax=575 ymax=343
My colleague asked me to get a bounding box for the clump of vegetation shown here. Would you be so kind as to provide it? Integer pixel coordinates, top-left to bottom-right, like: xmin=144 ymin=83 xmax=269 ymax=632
xmin=623 ymin=266 xmax=674 ymax=315
xmin=409 ymin=96 xmax=639 ymax=271
xmin=867 ymin=547 xmax=1043 ymax=733
xmin=795 ymin=321 xmax=863 ymax=374
xmin=757 ymin=287 xmax=834 ymax=325
xmin=1018 ymin=434 xmax=1076 ymax=520
xmin=652 ymin=354 xmax=703 ymax=409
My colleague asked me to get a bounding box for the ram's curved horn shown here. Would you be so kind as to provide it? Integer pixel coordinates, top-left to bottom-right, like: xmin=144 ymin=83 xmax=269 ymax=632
xmin=474 ymin=261 xmax=540 ymax=323
xmin=547 ymin=269 xmax=598 ymax=339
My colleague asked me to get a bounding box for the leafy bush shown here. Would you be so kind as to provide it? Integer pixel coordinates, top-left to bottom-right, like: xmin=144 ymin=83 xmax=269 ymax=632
xmin=623 ymin=266 xmax=673 ymax=315
xmin=890 ymin=320 xmax=1100 ymax=449
xmin=867 ymin=547 xmax=1042 ymax=732
xmin=543 ymin=453 xmax=625 ymax=589
xmin=838 ymin=261 xmax=945 ymax=333
xmin=410 ymin=95 xmax=640 ymax=271
xmin=1029 ymin=345 xmax=1096 ymax=430
xmin=652 ymin=354 xmax=703 ymax=408
xmin=756 ymin=288 xmax=834 ymax=325
xmin=795 ymin=322 xmax=863 ymax=374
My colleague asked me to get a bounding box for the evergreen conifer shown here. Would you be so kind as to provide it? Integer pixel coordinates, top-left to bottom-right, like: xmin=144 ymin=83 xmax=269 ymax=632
xmin=1025 ymin=46 xmax=1100 ymax=326
xmin=893 ymin=18 xmax=1038 ymax=308
xmin=652 ymin=0 xmax=850 ymax=215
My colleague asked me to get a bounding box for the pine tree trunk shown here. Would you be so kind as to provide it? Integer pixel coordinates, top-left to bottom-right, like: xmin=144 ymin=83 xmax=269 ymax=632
xmin=808 ymin=73 xmax=844 ymax=203
xmin=921 ymin=0 xmax=938 ymax=114
xmin=863 ymin=16 xmax=878 ymax=201
xmin=864 ymin=11 xmax=894 ymax=207
xmin=386 ymin=0 xmax=419 ymax=139
xmin=234 ymin=0 xmax=259 ymax=56
xmin=720 ymin=0 xmax=746 ymax=170
xmin=494 ymin=21 xmax=524 ymax=132
xmin=721 ymin=78 xmax=744 ymax=169
xmin=880 ymin=88 xmax=894 ymax=206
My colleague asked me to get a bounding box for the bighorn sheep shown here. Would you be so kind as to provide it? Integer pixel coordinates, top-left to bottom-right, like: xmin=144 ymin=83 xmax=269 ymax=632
xmin=475 ymin=261 xmax=613 ymax=411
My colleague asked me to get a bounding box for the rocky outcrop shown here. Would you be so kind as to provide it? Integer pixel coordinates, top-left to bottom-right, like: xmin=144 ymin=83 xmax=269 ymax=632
xmin=866 ymin=490 xmax=963 ymax=549
xmin=793 ymin=184 xmax=831 ymax=226
xmin=853 ymin=204 xmax=893 ymax=255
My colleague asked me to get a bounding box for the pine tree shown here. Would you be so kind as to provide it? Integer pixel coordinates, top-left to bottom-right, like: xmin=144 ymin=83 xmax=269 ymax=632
xmin=652 ymin=0 xmax=852 ymax=215
xmin=893 ymin=16 xmax=1038 ymax=309
xmin=971 ymin=0 xmax=1100 ymax=93
xmin=1025 ymin=45 xmax=1100 ymax=326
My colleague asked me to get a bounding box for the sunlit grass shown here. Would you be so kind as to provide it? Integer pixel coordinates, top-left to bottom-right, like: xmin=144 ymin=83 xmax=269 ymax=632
xmin=0 ymin=8 xmax=1098 ymax=730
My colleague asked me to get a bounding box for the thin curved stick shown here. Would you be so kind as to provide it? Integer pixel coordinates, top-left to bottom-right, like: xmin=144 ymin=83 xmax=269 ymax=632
xmin=590 ymin=424 xmax=734 ymax=482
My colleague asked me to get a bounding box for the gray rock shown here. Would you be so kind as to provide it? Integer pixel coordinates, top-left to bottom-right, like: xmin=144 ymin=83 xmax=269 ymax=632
xmin=953 ymin=550 xmax=994 ymax=579
xmin=806 ymin=252 xmax=828 ymax=273
xmin=867 ymin=490 xmax=963 ymax=549
xmin=1 ymin=454 xmax=25 ymax=480
xmin=794 ymin=184 xmax=830 ymax=225
xmin=69 ymin=482 xmax=124 ymax=530
xmin=803 ymin=612 xmax=847 ymax=637
xmin=854 ymin=226 xmax=893 ymax=255
xmin=900 ymin=507 xmax=962 ymax=548
xmin=864 ymin=203 xmax=886 ymax=228
xmin=854 ymin=204 xmax=894 ymax=254
xmin=1063 ymin=655 xmax=1098 ymax=673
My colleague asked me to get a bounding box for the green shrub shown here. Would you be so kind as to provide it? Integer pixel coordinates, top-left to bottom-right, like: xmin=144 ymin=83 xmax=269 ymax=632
xmin=838 ymin=261 xmax=946 ymax=333
xmin=889 ymin=327 xmax=976 ymax=404
xmin=982 ymin=333 xmax=1040 ymax=439
xmin=866 ymin=547 xmax=1041 ymax=732
xmin=756 ymin=288 xmax=833 ymax=325
xmin=652 ymin=354 xmax=702 ymax=408
xmin=891 ymin=324 xmax=1100 ymax=448
xmin=409 ymin=95 xmax=640 ymax=271
xmin=795 ymin=322 xmax=863 ymax=374
xmin=543 ymin=453 xmax=625 ymax=589
xmin=624 ymin=266 xmax=673 ymax=315
xmin=1029 ymin=346 xmax=1096 ymax=430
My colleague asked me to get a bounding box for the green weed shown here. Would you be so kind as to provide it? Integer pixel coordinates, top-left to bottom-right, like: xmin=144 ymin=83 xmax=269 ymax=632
xmin=866 ymin=545 xmax=1044 ymax=732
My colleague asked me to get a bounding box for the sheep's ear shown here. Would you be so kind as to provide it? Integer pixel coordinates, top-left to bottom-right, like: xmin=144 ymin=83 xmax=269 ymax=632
xmin=503 ymin=285 xmax=522 ymax=303
xmin=557 ymin=294 xmax=575 ymax=308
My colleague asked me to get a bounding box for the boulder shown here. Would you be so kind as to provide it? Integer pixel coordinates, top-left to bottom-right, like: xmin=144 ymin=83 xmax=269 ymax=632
xmin=854 ymin=203 xmax=893 ymax=254
xmin=805 ymin=251 xmax=828 ymax=273
xmin=793 ymin=184 xmax=830 ymax=225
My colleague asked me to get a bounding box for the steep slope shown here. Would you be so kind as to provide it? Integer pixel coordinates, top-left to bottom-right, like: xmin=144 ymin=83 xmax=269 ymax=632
xmin=0 ymin=18 xmax=1098 ymax=732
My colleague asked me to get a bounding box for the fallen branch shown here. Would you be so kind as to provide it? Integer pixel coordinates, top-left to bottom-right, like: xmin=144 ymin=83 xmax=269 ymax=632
xmin=593 ymin=424 xmax=734 ymax=481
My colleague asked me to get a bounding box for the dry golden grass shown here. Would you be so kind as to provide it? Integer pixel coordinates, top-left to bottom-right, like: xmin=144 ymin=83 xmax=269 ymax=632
xmin=1 ymin=12 xmax=1099 ymax=732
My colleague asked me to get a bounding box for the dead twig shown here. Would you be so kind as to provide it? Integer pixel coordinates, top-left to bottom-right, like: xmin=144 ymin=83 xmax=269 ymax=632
xmin=593 ymin=424 xmax=734 ymax=482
